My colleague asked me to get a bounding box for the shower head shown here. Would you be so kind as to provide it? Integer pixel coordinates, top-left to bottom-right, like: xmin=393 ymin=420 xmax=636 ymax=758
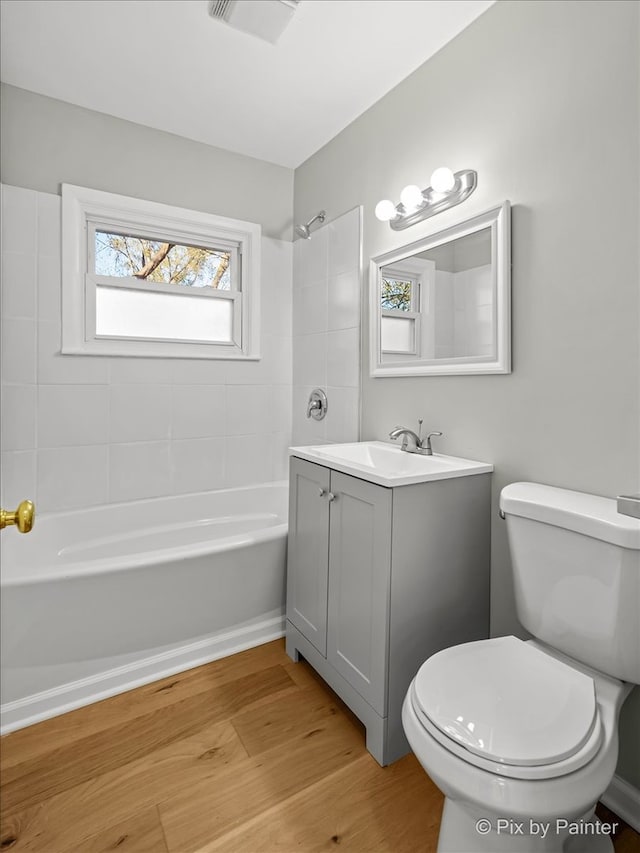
xmin=295 ymin=210 xmax=326 ymax=239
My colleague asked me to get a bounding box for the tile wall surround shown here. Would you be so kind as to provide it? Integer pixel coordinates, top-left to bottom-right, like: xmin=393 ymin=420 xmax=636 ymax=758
xmin=291 ymin=206 xmax=361 ymax=446
xmin=0 ymin=184 xmax=293 ymax=511
xmin=434 ymin=265 xmax=493 ymax=359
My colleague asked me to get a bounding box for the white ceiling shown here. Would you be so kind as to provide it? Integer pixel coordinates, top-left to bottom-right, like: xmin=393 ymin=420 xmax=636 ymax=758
xmin=0 ymin=0 xmax=494 ymax=169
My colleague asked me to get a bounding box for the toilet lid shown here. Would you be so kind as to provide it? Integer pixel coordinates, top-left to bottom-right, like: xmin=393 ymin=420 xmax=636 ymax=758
xmin=413 ymin=636 xmax=598 ymax=767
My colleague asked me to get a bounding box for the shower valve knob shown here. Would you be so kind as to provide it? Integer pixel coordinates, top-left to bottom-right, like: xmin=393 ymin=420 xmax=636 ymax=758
xmin=306 ymin=388 xmax=328 ymax=421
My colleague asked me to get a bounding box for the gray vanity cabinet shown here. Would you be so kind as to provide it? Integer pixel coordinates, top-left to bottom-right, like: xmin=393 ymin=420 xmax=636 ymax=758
xmin=286 ymin=459 xmax=331 ymax=655
xmin=287 ymin=459 xmax=391 ymax=711
xmin=286 ymin=454 xmax=491 ymax=766
xmin=326 ymin=471 xmax=391 ymax=714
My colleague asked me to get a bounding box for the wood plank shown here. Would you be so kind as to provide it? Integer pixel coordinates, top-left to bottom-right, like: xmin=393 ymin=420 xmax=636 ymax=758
xmin=1 ymin=663 xmax=295 ymax=818
xmin=613 ymin=826 xmax=640 ymax=853
xmin=0 ymin=719 xmax=247 ymax=852
xmin=232 ymin=684 xmax=348 ymax=756
xmin=65 ymin=806 xmax=169 ymax=853
xmin=283 ymin=658 xmax=319 ymax=689
xmin=158 ymin=710 xmax=366 ymax=853
xmin=197 ymin=752 xmax=443 ymax=853
xmin=596 ymin=802 xmax=640 ymax=853
xmin=0 ymin=639 xmax=289 ymax=772
xmin=284 ymin=658 xmax=368 ymax=734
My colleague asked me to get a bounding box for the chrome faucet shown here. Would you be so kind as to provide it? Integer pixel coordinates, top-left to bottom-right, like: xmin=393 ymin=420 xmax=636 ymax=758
xmin=389 ymin=419 xmax=442 ymax=456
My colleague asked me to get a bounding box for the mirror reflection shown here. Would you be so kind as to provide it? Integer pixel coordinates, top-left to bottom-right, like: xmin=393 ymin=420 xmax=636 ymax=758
xmin=370 ymin=202 xmax=510 ymax=376
xmin=380 ymin=227 xmax=493 ymax=362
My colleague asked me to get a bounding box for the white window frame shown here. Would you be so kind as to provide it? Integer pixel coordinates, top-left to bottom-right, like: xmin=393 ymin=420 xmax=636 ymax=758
xmin=61 ymin=184 xmax=261 ymax=359
xmin=380 ymin=259 xmax=430 ymax=357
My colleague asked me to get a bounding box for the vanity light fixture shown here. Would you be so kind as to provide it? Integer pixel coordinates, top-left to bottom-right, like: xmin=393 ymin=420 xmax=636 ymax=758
xmin=375 ymin=167 xmax=477 ymax=231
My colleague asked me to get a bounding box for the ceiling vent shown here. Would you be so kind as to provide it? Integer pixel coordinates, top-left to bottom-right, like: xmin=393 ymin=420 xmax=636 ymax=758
xmin=208 ymin=0 xmax=301 ymax=44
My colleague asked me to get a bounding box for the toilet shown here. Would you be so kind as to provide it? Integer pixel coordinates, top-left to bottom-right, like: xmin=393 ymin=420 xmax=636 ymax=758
xmin=402 ymin=482 xmax=640 ymax=853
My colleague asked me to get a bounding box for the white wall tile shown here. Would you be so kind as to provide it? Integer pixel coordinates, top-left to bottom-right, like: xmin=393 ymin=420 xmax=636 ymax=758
xmin=169 ymin=359 xmax=227 ymax=385
xmin=261 ymin=237 xmax=292 ymax=337
xmin=37 ymin=258 xmax=61 ymax=323
xmin=268 ymin=384 xmax=293 ymax=435
xmin=328 ymin=269 xmax=360 ymax=331
xmin=226 ymin=384 xmax=271 ymax=435
xmin=1 ymin=186 xmax=37 ymax=255
xmin=109 ymin=441 xmax=171 ymax=502
xmin=2 ymin=252 xmax=37 ymax=319
xmin=1 ymin=385 xmax=36 ymax=451
xmin=38 ymin=320 xmax=110 ymax=384
xmin=36 ymin=193 xmax=61 ymax=258
xmin=170 ymin=437 xmax=226 ymax=494
xmin=1 ymin=318 xmax=36 ymax=384
xmin=110 ymin=384 xmax=172 ymax=443
xmin=225 ymin=334 xmax=291 ymax=386
xmin=271 ymin=432 xmax=291 ymax=481
xmin=38 ymin=385 xmax=109 ymax=448
xmin=268 ymin=334 xmax=292 ymax=385
xmin=109 ymin=357 xmax=174 ymax=385
xmin=38 ymin=445 xmax=108 ymax=511
xmin=293 ymin=284 xmax=328 ymax=335
xmin=171 ymin=385 xmax=226 ymax=439
xmin=0 ymin=450 xmax=36 ymax=507
xmin=325 ymin=386 xmax=360 ymax=443
xmin=327 ymin=328 xmax=360 ymax=388
xmin=294 ymin=226 xmax=327 ymax=287
xmin=292 ymin=333 xmax=327 ymax=387
xmin=292 ymin=208 xmax=361 ymax=447
xmin=225 ymin=434 xmax=273 ymax=488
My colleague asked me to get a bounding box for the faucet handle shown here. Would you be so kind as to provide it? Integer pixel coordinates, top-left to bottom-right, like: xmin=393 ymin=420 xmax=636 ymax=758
xmin=422 ymin=431 xmax=442 ymax=455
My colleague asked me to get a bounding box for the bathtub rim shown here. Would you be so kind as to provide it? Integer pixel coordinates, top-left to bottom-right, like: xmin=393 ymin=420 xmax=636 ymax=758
xmin=1 ymin=480 xmax=288 ymax=587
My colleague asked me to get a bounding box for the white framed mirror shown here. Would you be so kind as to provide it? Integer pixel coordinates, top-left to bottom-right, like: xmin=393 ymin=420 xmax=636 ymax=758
xmin=370 ymin=201 xmax=511 ymax=377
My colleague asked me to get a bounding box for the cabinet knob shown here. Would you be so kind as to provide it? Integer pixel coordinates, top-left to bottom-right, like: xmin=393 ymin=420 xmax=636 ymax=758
xmin=318 ymin=488 xmax=326 ymax=497
xmin=328 ymin=492 xmax=337 ymax=502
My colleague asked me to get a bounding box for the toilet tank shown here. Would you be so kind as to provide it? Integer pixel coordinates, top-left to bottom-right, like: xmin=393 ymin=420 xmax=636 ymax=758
xmin=500 ymin=482 xmax=640 ymax=684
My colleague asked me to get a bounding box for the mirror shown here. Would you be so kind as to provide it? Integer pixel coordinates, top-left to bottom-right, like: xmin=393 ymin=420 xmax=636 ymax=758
xmin=370 ymin=202 xmax=511 ymax=376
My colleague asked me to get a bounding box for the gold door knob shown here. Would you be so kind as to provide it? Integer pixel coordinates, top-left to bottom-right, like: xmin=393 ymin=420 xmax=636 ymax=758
xmin=0 ymin=500 xmax=36 ymax=533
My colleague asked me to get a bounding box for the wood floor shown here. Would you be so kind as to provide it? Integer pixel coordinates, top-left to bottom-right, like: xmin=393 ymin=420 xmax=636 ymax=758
xmin=0 ymin=639 xmax=637 ymax=853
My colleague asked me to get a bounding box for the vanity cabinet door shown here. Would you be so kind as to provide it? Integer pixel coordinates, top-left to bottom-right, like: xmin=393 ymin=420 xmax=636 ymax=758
xmin=326 ymin=472 xmax=392 ymax=715
xmin=287 ymin=458 xmax=331 ymax=655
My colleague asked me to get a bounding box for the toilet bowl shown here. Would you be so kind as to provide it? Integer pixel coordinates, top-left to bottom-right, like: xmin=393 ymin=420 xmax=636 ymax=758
xmin=403 ymin=482 xmax=640 ymax=853
xmin=403 ymin=637 xmax=630 ymax=852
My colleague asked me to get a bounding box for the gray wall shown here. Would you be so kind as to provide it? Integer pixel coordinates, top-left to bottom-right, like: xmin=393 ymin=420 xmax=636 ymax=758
xmin=294 ymin=0 xmax=640 ymax=787
xmin=0 ymin=84 xmax=293 ymax=240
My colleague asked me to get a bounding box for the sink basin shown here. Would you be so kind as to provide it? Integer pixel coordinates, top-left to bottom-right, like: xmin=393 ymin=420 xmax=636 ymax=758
xmin=289 ymin=441 xmax=493 ymax=487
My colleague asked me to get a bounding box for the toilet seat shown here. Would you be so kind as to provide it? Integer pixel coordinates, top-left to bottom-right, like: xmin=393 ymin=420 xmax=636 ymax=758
xmin=411 ymin=636 xmax=604 ymax=780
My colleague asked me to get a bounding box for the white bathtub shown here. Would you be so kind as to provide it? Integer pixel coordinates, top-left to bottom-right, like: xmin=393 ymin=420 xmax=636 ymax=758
xmin=0 ymin=482 xmax=288 ymax=733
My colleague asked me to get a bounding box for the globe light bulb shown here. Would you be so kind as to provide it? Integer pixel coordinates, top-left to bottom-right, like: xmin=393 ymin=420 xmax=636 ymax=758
xmin=399 ymin=184 xmax=424 ymax=212
xmin=430 ymin=167 xmax=456 ymax=193
xmin=375 ymin=199 xmax=398 ymax=222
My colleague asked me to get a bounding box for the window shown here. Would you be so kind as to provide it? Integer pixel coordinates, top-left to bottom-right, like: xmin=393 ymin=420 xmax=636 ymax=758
xmin=62 ymin=184 xmax=261 ymax=359
xmin=381 ymin=274 xmax=416 ymax=312
xmin=380 ymin=263 xmax=424 ymax=355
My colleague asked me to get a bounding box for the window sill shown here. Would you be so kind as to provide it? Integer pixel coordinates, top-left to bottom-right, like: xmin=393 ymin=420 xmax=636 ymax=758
xmin=60 ymin=341 xmax=261 ymax=360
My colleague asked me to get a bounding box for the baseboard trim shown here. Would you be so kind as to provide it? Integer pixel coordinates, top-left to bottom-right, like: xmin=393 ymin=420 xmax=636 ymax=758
xmin=1 ymin=614 xmax=285 ymax=734
xmin=601 ymin=773 xmax=640 ymax=833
